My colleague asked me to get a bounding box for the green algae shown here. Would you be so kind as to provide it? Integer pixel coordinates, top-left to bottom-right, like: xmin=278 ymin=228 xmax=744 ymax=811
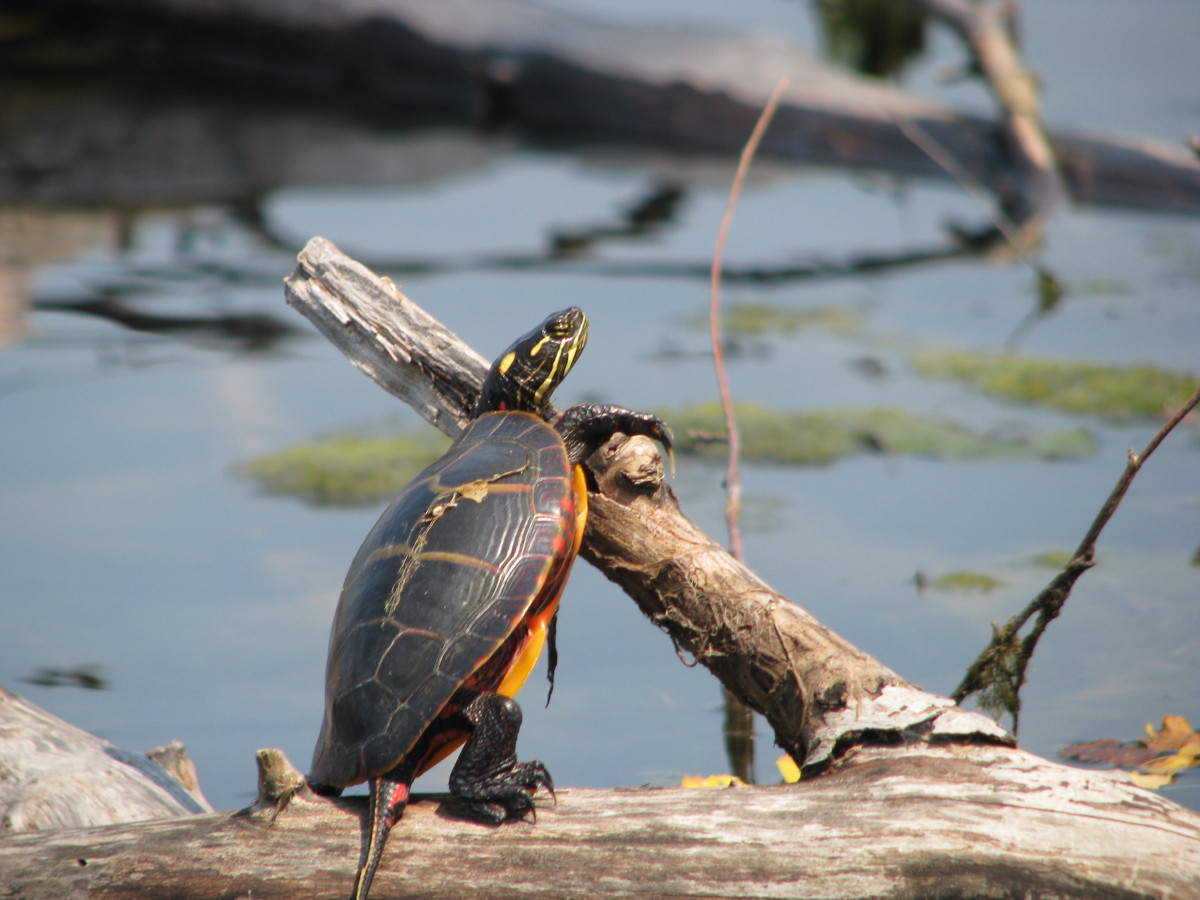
xmin=929 ymin=571 xmax=1004 ymax=594
xmin=1024 ymin=550 xmax=1076 ymax=569
xmin=660 ymin=401 xmax=1096 ymax=466
xmin=238 ymin=430 xmax=449 ymax=507
xmin=913 ymin=350 xmax=1199 ymax=421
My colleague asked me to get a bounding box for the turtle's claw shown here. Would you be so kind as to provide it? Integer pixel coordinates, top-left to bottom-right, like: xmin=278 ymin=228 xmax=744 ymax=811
xmin=450 ymin=694 xmax=554 ymax=823
xmin=556 ymin=403 xmax=674 ymax=470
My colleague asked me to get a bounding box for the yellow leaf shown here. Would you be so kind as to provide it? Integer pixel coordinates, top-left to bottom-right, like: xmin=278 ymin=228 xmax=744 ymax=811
xmin=1143 ymin=714 xmax=1196 ymax=753
xmin=1140 ymin=734 xmax=1200 ymax=773
xmin=680 ymin=774 xmax=743 ymax=789
xmin=1129 ymin=770 xmax=1176 ymax=789
xmin=776 ymin=753 xmax=802 ymax=784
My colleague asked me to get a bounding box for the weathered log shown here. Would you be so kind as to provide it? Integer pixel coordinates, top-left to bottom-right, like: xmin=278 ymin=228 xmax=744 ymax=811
xmin=0 ymin=686 xmax=210 ymax=833
xmin=6 ymin=0 xmax=1200 ymax=214
xmin=1 ymin=741 xmax=1197 ymax=898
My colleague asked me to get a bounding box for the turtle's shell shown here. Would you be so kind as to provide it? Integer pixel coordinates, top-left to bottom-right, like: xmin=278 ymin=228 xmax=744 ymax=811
xmin=310 ymin=410 xmax=585 ymax=788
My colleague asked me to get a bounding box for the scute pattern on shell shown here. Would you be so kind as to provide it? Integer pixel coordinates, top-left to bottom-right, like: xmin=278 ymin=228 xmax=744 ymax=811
xmin=310 ymin=411 xmax=578 ymax=788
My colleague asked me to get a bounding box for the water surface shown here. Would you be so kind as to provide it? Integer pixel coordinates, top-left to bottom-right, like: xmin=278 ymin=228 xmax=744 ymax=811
xmin=1 ymin=0 xmax=1197 ymax=813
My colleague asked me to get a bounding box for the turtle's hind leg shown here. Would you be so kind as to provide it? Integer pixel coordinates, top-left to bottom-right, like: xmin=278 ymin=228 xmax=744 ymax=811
xmin=450 ymin=693 xmax=554 ymax=824
xmin=352 ymin=776 xmax=409 ymax=900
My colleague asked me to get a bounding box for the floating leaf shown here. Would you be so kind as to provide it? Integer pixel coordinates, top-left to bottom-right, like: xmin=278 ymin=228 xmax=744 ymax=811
xmin=1142 ymin=738 xmax=1200 ymax=773
xmin=1140 ymin=717 xmax=1200 ymax=773
xmin=1129 ymin=771 xmax=1176 ymax=789
xmin=776 ymin=753 xmax=802 ymax=784
xmin=1061 ymin=715 xmax=1200 ymax=791
xmin=1060 ymin=738 xmax=1155 ymax=769
xmin=913 ymin=349 xmax=1200 ymax=421
xmin=1144 ymin=714 xmax=1196 ymax=753
xmin=680 ymin=774 xmax=744 ymax=789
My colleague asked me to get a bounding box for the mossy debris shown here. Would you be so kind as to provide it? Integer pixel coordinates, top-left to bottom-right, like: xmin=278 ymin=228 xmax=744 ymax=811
xmin=238 ymin=430 xmax=449 ymax=506
xmin=913 ymin=349 xmax=1199 ymax=421
xmin=661 ymin=401 xmax=1096 ymax=466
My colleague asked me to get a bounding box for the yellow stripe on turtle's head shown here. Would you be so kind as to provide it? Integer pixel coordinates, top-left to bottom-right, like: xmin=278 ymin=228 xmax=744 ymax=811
xmin=473 ymin=308 xmax=589 ymax=416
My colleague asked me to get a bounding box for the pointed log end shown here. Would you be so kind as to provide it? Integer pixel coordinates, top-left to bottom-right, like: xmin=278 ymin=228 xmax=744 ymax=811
xmin=587 ymin=433 xmax=673 ymax=507
xmin=146 ymin=739 xmax=213 ymax=812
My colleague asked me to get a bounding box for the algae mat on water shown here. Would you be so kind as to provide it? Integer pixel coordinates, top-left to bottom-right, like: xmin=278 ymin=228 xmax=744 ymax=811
xmin=238 ymin=402 xmax=1096 ymax=507
xmin=238 ymin=430 xmax=450 ymax=506
xmin=660 ymin=402 xmax=1095 ymax=466
xmin=913 ymin=350 xmax=1200 ymax=421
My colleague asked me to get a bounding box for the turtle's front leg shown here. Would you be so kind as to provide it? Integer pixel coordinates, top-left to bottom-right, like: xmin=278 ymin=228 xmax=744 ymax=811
xmin=555 ymin=402 xmax=674 ymax=467
xmin=449 ymin=693 xmax=553 ymax=824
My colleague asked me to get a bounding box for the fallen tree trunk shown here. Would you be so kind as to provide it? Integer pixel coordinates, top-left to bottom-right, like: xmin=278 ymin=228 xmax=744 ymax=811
xmin=4 ymin=238 xmax=1198 ymax=897
xmin=7 ymin=0 xmax=1200 ymax=214
xmin=0 ymin=686 xmax=210 ymax=832
xmin=2 ymin=744 xmax=1198 ymax=899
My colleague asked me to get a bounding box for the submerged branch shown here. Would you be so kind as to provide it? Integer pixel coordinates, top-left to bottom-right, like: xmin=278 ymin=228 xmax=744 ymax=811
xmin=903 ymin=0 xmax=1064 ymax=240
xmin=952 ymin=385 xmax=1200 ymax=725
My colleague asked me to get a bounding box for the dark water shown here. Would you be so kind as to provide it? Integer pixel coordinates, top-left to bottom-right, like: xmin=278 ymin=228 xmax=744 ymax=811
xmin=1 ymin=0 xmax=1198 ymax=815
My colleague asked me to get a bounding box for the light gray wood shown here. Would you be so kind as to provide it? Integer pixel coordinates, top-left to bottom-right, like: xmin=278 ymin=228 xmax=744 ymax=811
xmin=0 ymin=687 xmax=210 ymax=832
xmin=0 ymin=745 xmax=1196 ymax=898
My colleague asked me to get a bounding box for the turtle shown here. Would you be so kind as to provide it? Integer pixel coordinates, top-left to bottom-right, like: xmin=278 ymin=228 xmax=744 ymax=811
xmin=308 ymin=306 xmax=672 ymax=900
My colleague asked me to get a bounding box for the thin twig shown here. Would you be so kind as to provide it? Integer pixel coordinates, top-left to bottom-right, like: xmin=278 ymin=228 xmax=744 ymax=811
xmin=709 ymin=78 xmax=788 ymax=785
xmin=890 ymin=114 xmax=1022 ymax=248
xmin=710 ymin=77 xmax=788 ymax=564
xmin=952 ymin=385 xmax=1200 ymax=727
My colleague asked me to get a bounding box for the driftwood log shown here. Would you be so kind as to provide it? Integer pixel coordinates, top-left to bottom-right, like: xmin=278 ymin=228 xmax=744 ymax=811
xmin=3 ymin=237 xmax=1197 ymax=898
xmin=0 ymin=687 xmax=210 ymax=833
xmin=3 ymin=744 xmax=1198 ymax=899
xmin=6 ymin=0 xmax=1200 ymax=215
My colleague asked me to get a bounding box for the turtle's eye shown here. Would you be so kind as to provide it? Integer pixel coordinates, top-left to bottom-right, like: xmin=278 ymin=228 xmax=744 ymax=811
xmin=547 ymin=317 xmax=574 ymax=339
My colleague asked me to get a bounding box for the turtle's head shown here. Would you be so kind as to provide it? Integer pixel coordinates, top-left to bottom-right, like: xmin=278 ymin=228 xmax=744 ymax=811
xmin=473 ymin=307 xmax=589 ymax=416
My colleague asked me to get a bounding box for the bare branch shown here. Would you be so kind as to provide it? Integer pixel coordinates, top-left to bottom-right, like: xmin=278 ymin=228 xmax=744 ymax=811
xmin=902 ymin=0 xmax=1064 ymax=237
xmin=953 ymin=385 xmax=1200 ymax=724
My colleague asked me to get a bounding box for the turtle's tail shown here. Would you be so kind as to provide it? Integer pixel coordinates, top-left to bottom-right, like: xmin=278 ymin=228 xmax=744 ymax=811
xmin=352 ymin=776 xmax=409 ymax=900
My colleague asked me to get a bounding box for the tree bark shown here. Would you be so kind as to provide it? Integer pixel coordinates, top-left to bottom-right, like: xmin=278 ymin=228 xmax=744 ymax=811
xmin=1 ymin=744 xmax=1197 ymax=899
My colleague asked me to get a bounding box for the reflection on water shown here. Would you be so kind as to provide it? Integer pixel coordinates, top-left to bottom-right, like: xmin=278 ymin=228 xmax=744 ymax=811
xmin=0 ymin=209 xmax=122 ymax=344
xmin=21 ymin=663 xmax=109 ymax=691
xmin=1 ymin=0 xmax=1198 ymax=813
